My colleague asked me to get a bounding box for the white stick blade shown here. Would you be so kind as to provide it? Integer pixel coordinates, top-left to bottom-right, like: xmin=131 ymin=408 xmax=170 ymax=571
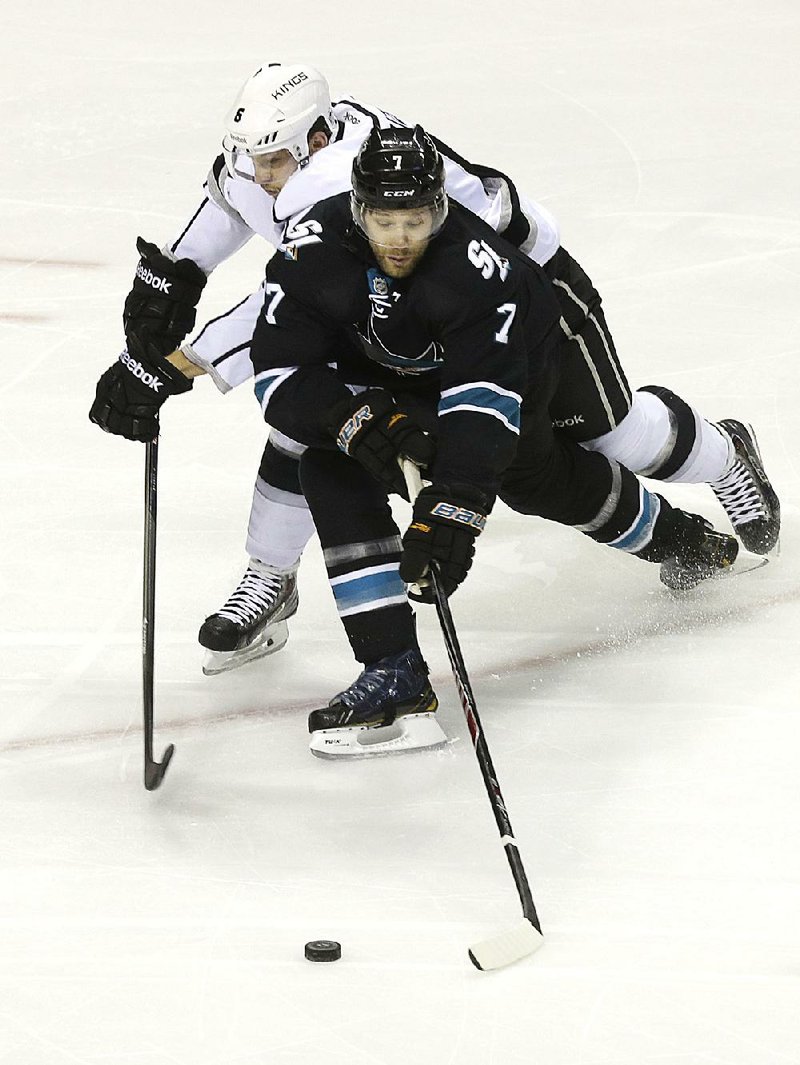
xmin=468 ymin=918 xmax=544 ymax=971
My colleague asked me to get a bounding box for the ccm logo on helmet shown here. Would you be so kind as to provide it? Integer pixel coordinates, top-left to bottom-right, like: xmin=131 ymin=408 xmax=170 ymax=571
xmin=272 ymin=72 xmax=308 ymax=100
xmin=119 ymin=350 xmax=164 ymax=392
xmin=383 ymin=189 xmax=415 ymax=198
xmin=136 ymin=263 xmax=172 ymax=295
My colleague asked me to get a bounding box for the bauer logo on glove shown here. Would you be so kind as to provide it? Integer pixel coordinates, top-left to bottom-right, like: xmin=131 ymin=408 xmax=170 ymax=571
xmin=400 ymin=483 xmax=490 ymax=601
xmin=336 ymin=402 xmax=375 ymax=453
xmin=430 ymin=501 xmax=487 ymax=532
xmin=328 ymin=389 xmax=434 ymax=495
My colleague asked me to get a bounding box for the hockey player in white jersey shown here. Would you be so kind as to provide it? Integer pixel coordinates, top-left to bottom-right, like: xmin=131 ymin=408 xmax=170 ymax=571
xmin=89 ymin=62 xmax=780 ymax=674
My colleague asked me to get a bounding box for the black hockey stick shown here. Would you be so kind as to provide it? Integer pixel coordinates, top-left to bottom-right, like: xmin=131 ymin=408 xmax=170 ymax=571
xmin=142 ymin=436 xmax=174 ymax=790
xmin=401 ymin=461 xmax=543 ymax=970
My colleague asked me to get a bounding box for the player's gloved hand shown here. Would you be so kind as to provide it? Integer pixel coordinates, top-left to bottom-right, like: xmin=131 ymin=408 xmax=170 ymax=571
xmin=399 ymin=483 xmax=490 ymax=601
xmin=328 ymin=389 xmax=435 ymax=496
xmin=89 ymin=335 xmax=193 ymax=443
xmin=123 ymin=237 xmax=207 ymax=357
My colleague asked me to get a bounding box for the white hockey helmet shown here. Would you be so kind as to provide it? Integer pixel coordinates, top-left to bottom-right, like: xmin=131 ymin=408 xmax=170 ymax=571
xmin=222 ymin=62 xmax=335 ymax=179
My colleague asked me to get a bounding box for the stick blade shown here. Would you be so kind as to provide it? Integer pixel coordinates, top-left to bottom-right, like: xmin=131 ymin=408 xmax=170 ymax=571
xmin=468 ymin=918 xmax=544 ymax=971
xmin=144 ymin=744 xmax=175 ymax=791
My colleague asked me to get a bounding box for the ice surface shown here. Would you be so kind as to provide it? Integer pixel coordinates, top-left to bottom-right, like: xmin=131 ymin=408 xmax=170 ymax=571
xmin=1 ymin=2 xmax=799 ymax=1062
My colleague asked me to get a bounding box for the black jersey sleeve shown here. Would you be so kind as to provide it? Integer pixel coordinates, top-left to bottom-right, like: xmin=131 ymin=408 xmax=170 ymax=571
xmin=250 ymin=245 xmax=364 ymax=446
xmin=412 ymin=207 xmax=565 ymax=500
xmin=433 ymin=307 xmax=527 ymax=496
xmin=418 ymin=235 xmax=544 ymax=500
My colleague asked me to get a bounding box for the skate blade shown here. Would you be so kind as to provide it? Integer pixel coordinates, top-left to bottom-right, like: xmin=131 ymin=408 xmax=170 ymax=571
xmin=201 ymin=621 xmax=289 ymax=676
xmin=309 ymin=712 xmax=449 ymax=759
xmin=728 ymin=553 xmax=771 ymax=577
xmin=663 ymin=552 xmax=770 ymax=593
xmin=708 ymin=551 xmax=770 ymax=584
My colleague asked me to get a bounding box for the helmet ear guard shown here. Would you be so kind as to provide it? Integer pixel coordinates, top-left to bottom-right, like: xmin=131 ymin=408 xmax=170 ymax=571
xmin=350 ymin=124 xmax=448 ymax=239
xmin=222 ymin=62 xmax=335 ymax=178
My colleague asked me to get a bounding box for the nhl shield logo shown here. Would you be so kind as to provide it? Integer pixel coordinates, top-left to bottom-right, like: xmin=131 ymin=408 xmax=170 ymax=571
xmin=367 ymin=267 xmax=391 ymax=296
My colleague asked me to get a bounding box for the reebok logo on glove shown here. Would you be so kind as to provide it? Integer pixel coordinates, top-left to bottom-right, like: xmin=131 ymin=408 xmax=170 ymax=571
xmin=135 ymin=263 xmax=172 ymax=295
xmin=119 ymin=350 xmax=164 ymax=392
xmin=336 ymin=403 xmax=374 ymax=453
xmin=430 ymin=501 xmax=487 ymax=532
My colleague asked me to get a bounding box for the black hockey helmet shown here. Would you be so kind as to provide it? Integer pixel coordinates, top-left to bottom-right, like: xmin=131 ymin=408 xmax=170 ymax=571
xmin=351 ymin=124 xmax=448 ymax=239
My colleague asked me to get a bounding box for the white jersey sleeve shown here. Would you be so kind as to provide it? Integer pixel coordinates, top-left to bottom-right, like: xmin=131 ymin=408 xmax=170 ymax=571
xmin=163 ymin=158 xmax=255 ymax=273
xmin=180 ymin=282 xmax=272 ymax=393
xmin=435 ymin=145 xmax=561 ymax=267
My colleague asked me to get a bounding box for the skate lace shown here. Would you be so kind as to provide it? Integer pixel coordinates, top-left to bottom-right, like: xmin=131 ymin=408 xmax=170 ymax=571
xmin=340 ymin=651 xmax=423 ymax=710
xmin=216 ymin=569 xmax=285 ymax=626
xmin=711 ymin=459 xmax=767 ymax=525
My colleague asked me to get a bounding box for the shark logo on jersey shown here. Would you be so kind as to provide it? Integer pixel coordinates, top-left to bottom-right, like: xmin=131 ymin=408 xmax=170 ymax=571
xmin=356 ymin=322 xmax=443 ymax=375
xmin=358 ymin=267 xmax=443 ymax=374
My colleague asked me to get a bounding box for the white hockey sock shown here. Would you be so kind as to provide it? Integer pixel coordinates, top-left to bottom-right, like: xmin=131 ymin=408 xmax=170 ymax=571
xmin=582 ymin=390 xmax=733 ymax=484
xmin=246 ymin=477 xmax=315 ymax=571
xmin=668 ymin=419 xmax=733 ymax=483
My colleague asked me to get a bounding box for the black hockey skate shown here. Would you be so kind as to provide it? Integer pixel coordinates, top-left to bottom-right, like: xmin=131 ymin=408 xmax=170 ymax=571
xmin=199 ymin=560 xmax=298 ymax=676
xmin=659 ymin=512 xmax=740 ymax=591
xmin=711 ymin=420 xmax=780 ymax=554
xmin=308 ymin=648 xmax=447 ymax=758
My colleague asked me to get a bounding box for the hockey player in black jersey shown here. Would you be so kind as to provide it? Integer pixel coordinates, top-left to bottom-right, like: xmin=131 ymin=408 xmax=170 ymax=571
xmin=89 ymin=63 xmax=780 ymax=677
xmin=245 ymin=125 xmax=746 ymax=755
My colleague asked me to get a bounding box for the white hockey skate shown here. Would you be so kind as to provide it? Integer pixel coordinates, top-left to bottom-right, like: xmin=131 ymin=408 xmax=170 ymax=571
xmin=199 ymin=560 xmax=298 ymax=676
xmin=308 ymin=648 xmax=449 ymax=759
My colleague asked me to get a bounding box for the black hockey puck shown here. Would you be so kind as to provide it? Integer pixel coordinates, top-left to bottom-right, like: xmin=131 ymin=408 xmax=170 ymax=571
xmin=304 ymin=940 xmax=342 ymax=962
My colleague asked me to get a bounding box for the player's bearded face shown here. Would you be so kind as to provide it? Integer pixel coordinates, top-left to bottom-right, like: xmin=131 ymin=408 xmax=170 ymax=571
xmin=362 ymin=208 xmax=435 ymax=278
xmin=252 ymin=149 xmax=299 ymax=195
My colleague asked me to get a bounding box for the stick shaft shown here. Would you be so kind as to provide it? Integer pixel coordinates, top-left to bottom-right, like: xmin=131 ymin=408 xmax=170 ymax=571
xmin=143 ymin=438 xmax=158 ymax=764
xmin=430 ymin=568 xmax=541 ymax=931
xmin=400 ymin=458 xmax=541 ymax=932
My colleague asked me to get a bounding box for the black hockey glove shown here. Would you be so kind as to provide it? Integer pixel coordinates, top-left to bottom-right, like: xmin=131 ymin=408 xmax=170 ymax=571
xmin=89 ymin=335 xmax=193 ymax=443
xmin=399 ymin=484 xmax=489 ymax=602
xmin=328 ymin=389 xmax=435 ymax=496
xmin=123 ymin=237 xmax=207 ymax=357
